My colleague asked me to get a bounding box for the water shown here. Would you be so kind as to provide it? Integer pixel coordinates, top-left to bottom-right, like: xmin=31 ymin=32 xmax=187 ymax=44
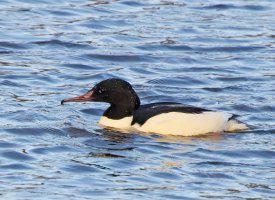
xmin=0 ymin=0 xmax=274 ymax=199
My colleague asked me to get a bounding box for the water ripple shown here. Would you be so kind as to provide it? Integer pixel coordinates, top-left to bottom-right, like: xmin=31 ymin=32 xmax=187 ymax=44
xmin=33 ymin=39 xmax=94 ymax=49
xmin=1 ymin=150 xmax=34 ymax=161
xmin=197 ymin=4 xmax=269 ymax=11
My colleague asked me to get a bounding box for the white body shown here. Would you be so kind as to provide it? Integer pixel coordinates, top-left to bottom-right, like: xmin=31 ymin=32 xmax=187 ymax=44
xmin=99 ymin=111 xmax=248 ymax=136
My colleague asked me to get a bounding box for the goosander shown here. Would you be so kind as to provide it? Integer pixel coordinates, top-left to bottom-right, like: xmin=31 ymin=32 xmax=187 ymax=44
xmin=61 ymin=78 xmax=248 ymax=136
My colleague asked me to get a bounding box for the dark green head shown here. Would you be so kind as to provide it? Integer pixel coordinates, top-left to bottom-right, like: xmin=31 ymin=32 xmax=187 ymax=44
xmin=61 ymin=78 xmax=140 ymax=111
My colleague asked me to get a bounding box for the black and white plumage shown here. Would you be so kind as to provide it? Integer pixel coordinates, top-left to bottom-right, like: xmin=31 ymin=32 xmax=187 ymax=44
xmin=61 ymin=78 xmax=248 ymax=136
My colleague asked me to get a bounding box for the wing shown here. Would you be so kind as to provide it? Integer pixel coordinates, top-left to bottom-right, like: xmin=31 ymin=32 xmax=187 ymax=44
xmin=132 ymin=102 xmax=211 ymax=125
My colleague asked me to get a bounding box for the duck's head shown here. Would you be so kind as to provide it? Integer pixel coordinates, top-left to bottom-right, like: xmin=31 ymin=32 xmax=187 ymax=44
xmin=61 ymin=78 xmax=140 ymax=110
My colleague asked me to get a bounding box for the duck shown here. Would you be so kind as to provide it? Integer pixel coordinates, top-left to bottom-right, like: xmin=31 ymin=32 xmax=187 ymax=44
xmin=61 ymin=78 xmax=248 ymax=136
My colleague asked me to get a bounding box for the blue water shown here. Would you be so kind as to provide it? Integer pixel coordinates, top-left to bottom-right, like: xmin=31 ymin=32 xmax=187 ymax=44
xmin=0 ymin=0 xmax=274 ymax=199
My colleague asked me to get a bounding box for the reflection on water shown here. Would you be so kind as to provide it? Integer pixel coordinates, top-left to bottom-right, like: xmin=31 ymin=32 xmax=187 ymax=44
xmin=0 ymin=0 xmax=275 ymax=199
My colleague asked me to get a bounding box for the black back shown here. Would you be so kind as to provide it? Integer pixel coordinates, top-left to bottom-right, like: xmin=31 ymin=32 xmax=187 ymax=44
xmin=132 ymin=102 xmax=211 ymax=125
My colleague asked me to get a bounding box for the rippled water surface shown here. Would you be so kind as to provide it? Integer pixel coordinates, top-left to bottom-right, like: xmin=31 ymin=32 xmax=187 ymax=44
xmin=1 ymin=0 xmax=275 ymax=199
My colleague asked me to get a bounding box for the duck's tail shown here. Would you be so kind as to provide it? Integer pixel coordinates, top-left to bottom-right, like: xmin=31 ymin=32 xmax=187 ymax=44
xmin=225 ymin=118 xmax=249 ymax=132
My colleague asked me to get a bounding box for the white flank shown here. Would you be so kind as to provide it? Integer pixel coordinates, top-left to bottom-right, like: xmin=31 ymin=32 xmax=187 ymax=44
xmin=133 ymin=111 xmax=236 ymax=136
xmin=99 ymin=116 xmax=133 ymax=130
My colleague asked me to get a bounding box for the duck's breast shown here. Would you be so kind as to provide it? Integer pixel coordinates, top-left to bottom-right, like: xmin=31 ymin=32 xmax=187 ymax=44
xmin=99 ymin=116 xmax=133 ymax=129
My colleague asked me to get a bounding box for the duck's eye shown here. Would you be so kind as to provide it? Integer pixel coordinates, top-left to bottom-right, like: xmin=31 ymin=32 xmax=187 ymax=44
xmin=98 ymin=88 xmax=104 ymax=94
